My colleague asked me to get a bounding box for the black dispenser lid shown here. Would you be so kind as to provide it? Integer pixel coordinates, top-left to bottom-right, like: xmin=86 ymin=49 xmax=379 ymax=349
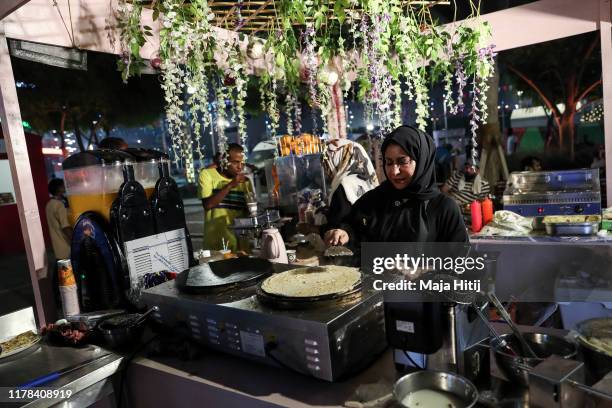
xmin=62 ymin=149 xmax=134 ymax=170
xmin=124 ymin=148 xmax=168 ymax=162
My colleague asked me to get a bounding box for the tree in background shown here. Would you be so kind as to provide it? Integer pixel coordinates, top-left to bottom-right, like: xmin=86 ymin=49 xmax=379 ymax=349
xmin=499 ymin=32 xmax=602 ymax=159
xmin=12 ymin=52 xmax=164 ymax=153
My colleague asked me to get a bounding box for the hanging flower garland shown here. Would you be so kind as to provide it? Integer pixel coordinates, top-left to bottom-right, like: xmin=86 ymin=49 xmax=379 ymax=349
xmin=215 ymin=82 xmax=229 ymax=166
xmin=285 ymin=92 xmax=295 ymax=136
xmin=158 ymin=0 xmax=217 ymax=181
xmin=269 ymin=76 xmax=280 ymax=137
xmin=158 ymin=1 xmax=186 ymax=164
xmin=303 ymin=23 xmax=319 ymax=113
xmin=116 ymin=0 xmax=149 ymax=83
xmin=115 ymin=0 xmax=497 ymax=180
xmin=225 ymin=40 xmax=248 ymax=154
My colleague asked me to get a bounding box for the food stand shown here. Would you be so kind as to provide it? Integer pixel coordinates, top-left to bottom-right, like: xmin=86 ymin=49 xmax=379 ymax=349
xmin=1 ymin=0 xmax=612 ymax=407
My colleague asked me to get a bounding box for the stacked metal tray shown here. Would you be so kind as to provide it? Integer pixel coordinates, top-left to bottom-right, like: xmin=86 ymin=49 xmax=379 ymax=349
xmin=543 ymin=215 xmax=601 ymax=236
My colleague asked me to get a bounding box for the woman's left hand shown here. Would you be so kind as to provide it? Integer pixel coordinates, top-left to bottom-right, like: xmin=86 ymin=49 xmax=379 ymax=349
xmin=324 ymin=229 xmax=349 ymax=246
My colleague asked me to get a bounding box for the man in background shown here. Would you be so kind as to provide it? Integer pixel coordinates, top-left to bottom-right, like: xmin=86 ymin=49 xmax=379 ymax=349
xmin=522 ymin=156 xmax=543 ymax=172
xmin=46 ymin=179 xmax=71 ymax=261
xmin=198 ymin=144 xmax=253 ymax=251
xmin=441 ymin=157 xmax=491 ymax=223
xmin=45 ymin=179 xmax=72 ymax=306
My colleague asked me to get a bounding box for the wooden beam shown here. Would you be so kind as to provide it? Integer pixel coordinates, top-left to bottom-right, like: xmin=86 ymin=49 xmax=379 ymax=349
xmin=240 ymin=8 xmax=277 ymax=15
xmin=210 ymin=1 xmax=269 ymax=6
xmin=218 ymin=5 xmax=237 ymax=27
xmin=251 ymin=18 xmax=273 ymax=36
xmin=0 ymin=24 xmax=48 ymax=326
xmin=0 ymin=0 xmax=31 ymax=20
xmin=446 ymin=0 xmax=600 ymax=52
xmin=239 ymin=0 xmax=274 ymax=27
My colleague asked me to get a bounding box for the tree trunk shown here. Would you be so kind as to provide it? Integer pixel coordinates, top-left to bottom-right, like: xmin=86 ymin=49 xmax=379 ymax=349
xmin=480 ymin=58 xmax=508 ymax=187
xmin=560 ymin=111 xmax=576 ymax=159
xmin=72 ymin=114 xmax=85 ymax=152
xmin=89 ymin=124 xmax=100 ymax=147
xmin=59 ymin=109 xmax=67 ymax=155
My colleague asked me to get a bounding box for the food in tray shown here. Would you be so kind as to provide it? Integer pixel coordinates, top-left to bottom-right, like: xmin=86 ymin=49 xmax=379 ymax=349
xmin=542 ymin=215 xmax=601 ymax=224
xmin=401 ymin=389 xmax=464 ymax=408
xmin=0 ymin=330 xmax=38 ymax=355
xmin=580 ymin=335 xmax=612 ymax=357
xmin=579 ymin=318 xmax=612 ymax=357
xmin=261 ymin=265 xmax=361 ymax=297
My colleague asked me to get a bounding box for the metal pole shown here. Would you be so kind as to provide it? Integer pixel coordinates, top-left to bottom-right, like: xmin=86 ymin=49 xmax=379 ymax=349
xmin=0 ymin=25 xmax=47 ymax=326
xmin=600 ymin=0 xmax=612 ymax=204
xmin=443 ymin=101 xmax=448 ymax=131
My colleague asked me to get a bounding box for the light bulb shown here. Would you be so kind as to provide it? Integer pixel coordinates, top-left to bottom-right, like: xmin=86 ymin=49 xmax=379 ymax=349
xmin=326 ymin=71 xmax=338 ymax=86
xmin=249 ymin=41 xmax=264 ymax=59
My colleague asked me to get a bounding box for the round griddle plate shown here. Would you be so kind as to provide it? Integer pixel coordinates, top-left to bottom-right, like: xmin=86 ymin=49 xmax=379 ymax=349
xmin=176 ymin=257 xmax=274 ymax=294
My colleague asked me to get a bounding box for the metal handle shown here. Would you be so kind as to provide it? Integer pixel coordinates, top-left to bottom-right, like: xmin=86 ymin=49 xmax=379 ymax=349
xmin=487 ymin=292 xmax=539 ymax=358
xmin=19 ymin=372 xmax=60 ymax=389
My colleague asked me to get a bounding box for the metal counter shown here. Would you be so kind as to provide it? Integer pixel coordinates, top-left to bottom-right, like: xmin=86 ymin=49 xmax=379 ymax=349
xmin=0 ymin=343 xmax=122 ymax=407
xmin=472 ymin=233 xmax=612 ymax=243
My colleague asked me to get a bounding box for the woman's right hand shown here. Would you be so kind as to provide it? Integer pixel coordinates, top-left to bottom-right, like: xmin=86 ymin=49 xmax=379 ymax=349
xmin=324 ymin=229 xmax=349 ymax=246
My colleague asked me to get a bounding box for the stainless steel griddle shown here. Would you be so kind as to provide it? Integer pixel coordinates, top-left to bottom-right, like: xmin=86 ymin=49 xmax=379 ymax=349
xmin=141 ymin=261 xmax=386 ymax=381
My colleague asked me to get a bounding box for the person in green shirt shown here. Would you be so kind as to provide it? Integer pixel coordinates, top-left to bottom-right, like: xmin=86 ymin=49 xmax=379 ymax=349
xmin=198 ymin=143 xmax=253 ymax=251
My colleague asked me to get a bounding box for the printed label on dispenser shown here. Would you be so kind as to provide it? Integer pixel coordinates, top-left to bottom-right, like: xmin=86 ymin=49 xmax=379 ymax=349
xmin=396 ymin=320 xmax=415 ymax=333
xmin=240 ymin=331 xmax=265 ymax=357
xmin=124 ymin=228 xmax=188 ymax=286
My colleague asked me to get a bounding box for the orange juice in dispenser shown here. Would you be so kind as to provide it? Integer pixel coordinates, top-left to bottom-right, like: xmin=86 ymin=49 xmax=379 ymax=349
xmin=62 ymin=150 xmax=134 ymax=224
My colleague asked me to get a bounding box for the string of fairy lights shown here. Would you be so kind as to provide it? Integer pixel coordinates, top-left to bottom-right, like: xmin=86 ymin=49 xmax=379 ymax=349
xmin=581 ymin=104 xmax=604 ymax=124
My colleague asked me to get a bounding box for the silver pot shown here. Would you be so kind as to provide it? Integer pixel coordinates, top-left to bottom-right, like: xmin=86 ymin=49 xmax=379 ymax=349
xmin=491 ymin=332 xmax=577 ymax=387
xmin=393 ymin=370 xmax=479 ymax=408
xmin=575 ymin=317 xmax=612 ymax=381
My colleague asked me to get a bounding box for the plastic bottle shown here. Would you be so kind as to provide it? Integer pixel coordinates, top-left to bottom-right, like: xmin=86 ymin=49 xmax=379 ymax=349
xmin=471 ymin=200 xmax=483 ymax=233
xmin=58 ymin=259 xmax=80 ymax=317
xmin=482 ymin=196 xmax=494 ymax=225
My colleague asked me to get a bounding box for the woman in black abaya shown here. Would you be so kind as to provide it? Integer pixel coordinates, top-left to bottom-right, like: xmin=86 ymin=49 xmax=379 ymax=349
xmin=324 ymin=125 xmax=468 ymax=246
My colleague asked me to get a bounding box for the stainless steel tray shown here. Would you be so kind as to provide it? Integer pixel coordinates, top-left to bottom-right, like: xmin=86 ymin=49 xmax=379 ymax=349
xmin=545 ymin=222 xmax=600 ymax=236
xmin=0 ymin=332 xmax=41 ymax=361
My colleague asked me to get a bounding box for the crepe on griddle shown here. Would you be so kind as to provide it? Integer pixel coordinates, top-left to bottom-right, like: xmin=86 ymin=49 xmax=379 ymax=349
xmin=261 ymin=265 xmax=361 ymax=298
xmin=0 ymin=331 xmax=38 ymax=355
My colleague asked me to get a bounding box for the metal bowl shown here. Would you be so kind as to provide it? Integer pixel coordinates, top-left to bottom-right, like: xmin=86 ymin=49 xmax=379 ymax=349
xmin=575 ymin=317 xmax=612 ymax=382
xmin=491 ymin=332 xmax=577 ymax=387
xmin=393 ymin=371 xmax=479 ymax=408
xmin=97 ymin=313 xmax=145 ymax=349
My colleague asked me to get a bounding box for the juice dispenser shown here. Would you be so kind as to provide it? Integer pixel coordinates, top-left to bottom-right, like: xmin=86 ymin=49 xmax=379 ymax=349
xmin=62 ymin=150 xmax=133 ymax=224
xmin=124 ymin=148 xmax=168 ymax=199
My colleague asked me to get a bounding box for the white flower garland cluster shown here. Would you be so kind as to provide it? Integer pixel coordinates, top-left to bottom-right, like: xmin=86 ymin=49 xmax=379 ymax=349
xmin=285 ymin=92 xmax=295 ymax=136
xmin=392 ymin=79 xmax=403 ymax=129
xmin=225 ymin=40 xmax=248 ymax=156
xmin=159 ymin=2 xmax=186 ymax=165
xmin=159 ymin=0 xmax=216 ymax=180
xmin=469 ymin=26 xmax=496 ymax=165
xmin=268 ymin=77 xmax=280 ymax=137
xmin=186 ymin=47 xmax=211 ymax=166
xmin=215 ymin=85 xmax=229 ymax=167
xmin=396 ymin=15 xmax=430 ymax=131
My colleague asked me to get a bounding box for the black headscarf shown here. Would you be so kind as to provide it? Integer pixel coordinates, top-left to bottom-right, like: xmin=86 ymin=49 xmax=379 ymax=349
xmin=380 ymin=125 xmax=440 ymax=201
